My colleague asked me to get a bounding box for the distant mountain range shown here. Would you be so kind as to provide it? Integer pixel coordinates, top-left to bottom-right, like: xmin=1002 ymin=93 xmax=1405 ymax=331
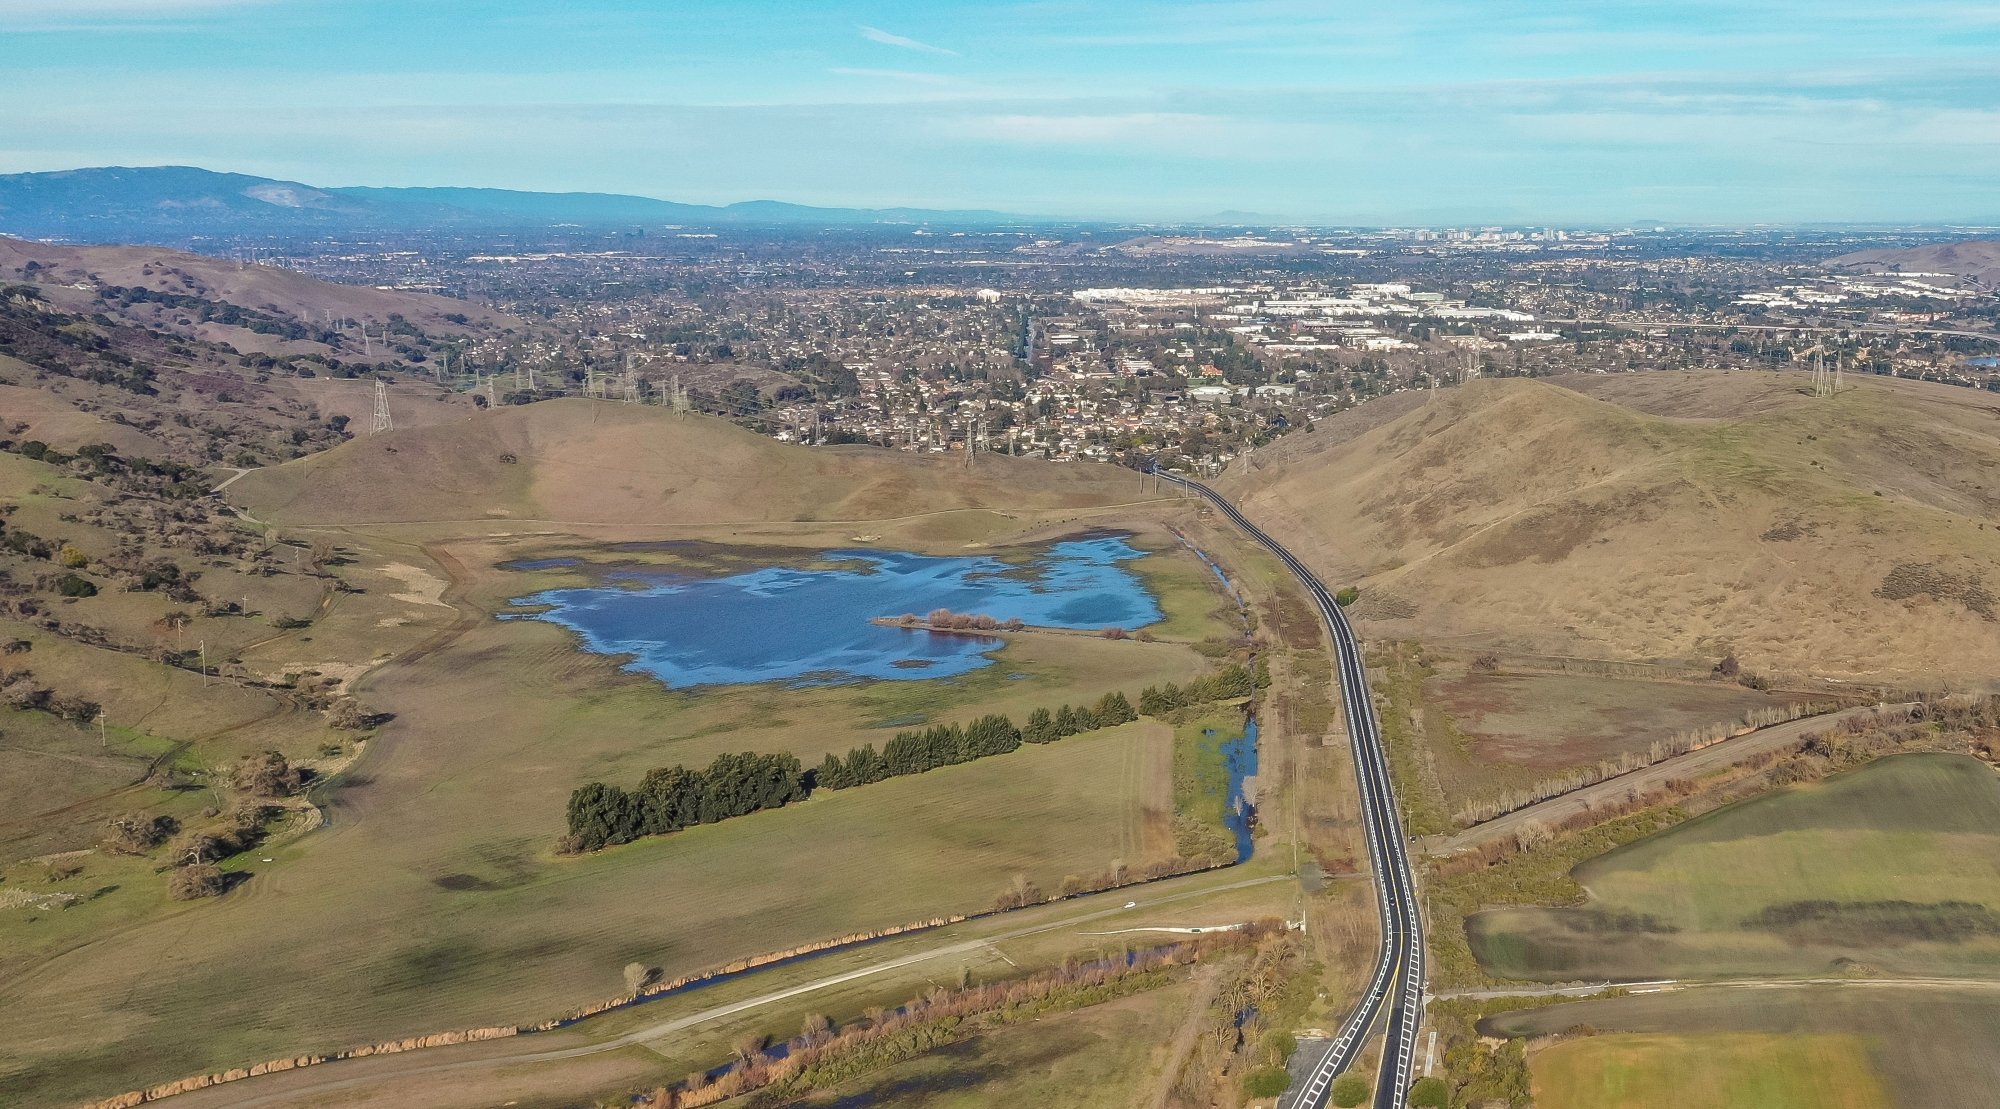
xmin=0 ymin=166 xmax=1026 ymax=241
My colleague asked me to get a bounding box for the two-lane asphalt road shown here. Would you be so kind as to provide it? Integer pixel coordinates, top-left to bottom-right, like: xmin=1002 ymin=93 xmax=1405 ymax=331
xmin=1159 ymin=469 xmax=1425 ymax=1109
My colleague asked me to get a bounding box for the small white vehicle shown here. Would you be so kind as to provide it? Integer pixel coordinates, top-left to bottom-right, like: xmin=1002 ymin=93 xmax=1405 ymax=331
xmin=1124 ymin=901 xmax=1138 ymax=909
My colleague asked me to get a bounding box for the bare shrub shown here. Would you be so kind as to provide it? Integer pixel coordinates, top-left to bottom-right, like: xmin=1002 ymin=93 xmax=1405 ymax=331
xmin=1513 ymin=820 xmax=1552 ymax=853
xmin=623 ymin=962 xmax=659 ymax=993
xmin=167 ymin=864 xmax=225 ymax=900
xmin=103 ymin=812 xmax=178 ymax=855
xmin=233 ymin=750 xmax=303 ymax=797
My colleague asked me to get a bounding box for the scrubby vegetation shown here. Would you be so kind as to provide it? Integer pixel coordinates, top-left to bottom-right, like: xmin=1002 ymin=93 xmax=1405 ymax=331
xmin=1428 ymin=993 xmax=1618 ymax=1108
xmin=1163 ymin=929 xmax=1318 ymax=1105
xmin=626 ymin=922 xmax=1290 ymax=1109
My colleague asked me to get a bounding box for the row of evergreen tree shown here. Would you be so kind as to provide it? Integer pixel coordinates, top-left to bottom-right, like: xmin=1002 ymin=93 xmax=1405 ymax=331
xmin=566 ymin=750 xmax=807 ymax=852
xmin=565 ymin=669 xmax=1256 ymax=852
xmin=1136 ymin=662 xmax=1260 ymax=716
xmin=814 ymin=692 xmax=1137 ymax=790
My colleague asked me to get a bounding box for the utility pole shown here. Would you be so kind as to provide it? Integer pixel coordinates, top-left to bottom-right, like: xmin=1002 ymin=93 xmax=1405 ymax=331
xmin=200 ymin=640 xmax=209 ymax=689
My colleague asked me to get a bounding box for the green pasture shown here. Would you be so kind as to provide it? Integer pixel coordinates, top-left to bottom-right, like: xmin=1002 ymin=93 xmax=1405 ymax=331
xmin=1531 ymin=1032 xmax=1889 ymax=1109
xmin=1470 ymin=754 xmax=2000 ymax=980
xmin=1489 ymin=984 xmax=2000 ymax=1109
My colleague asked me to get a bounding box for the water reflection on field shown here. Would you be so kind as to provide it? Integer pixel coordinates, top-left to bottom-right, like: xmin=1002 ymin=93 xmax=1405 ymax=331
xmin=504 ymin=535 xmax=1163 ymax=688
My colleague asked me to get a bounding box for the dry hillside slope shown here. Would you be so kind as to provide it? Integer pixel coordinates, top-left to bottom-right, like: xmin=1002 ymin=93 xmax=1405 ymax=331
xmin=230 ymin=398 xmax=1145 ymax=526
xmin=1224 ymin=372 xmax=2000 ymax=682
xmin=1824 ymin=238 xmax=2000 ymax=284
xmin=0 ymin=236 xmax=516 ymax=330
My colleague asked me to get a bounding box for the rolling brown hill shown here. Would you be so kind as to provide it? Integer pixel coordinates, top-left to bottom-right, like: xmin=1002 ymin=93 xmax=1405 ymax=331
xmin=0 ymin=236 xmax=517 ymax=331
xmin=1223 ymin=371 xmax=2000 ymax=684
xmin=228 ymin=398 xmax=1146 ymax=528
xmin=1824 ymin=239 xmax=2000 ymax=284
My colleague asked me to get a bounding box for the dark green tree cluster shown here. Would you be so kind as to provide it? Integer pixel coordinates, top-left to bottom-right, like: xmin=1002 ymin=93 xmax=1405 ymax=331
xmin=817 ymin=695 xmax=1138 ymax=790
xmin=568 ymin=690 xmax=1153 ymax=852
xmin=1137 ymin=663 xmax=1258 ymax=715
xmin=565 ymin=750 xmax=806 ymax=851
xmin=816 ymin=713 xmax=1024 ymax=789
xmin=1022 ymin=692 xmax=1137 ymax=744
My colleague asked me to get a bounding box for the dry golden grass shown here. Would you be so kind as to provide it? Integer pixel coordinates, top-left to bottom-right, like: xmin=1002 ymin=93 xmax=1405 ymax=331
xmin=232 ymin=400 xmax=1155 ymax=529
xmin=0 ymin=236 xmax=519 ymax=332
xmin=1225 ymin=371 xmax=2000 ymax=683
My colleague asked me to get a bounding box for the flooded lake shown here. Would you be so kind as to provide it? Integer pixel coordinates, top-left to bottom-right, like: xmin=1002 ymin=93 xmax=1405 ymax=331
xmin=504 ymin=534 xmax=1163 ymax=688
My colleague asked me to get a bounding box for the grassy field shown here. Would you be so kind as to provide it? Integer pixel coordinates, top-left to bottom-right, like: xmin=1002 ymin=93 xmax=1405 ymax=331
xmin=0 ymin=446 xmax=366 ymax=881
xmin=790 ymin=982 xmax=1198 ymax=1109
xmin=0 ymin=403 xmax=1353 ymax=1108
xmin=153 ymin=869 xmax=1301 ymax=1108
xmin=1469 ymin=753 xmax=2000 ymax=981
xmin=0 ymin=713 xmax=1184 ymax=1103
xmin=1490 ymin=985 xmax=2000 ymax=1109
xmin=1532 ymin=1032 xmax=1889 ymax=1109
xmin=1420 ymin=661 xmax=1789 ymax=809
xmin=1173 ymin=708 xmax=1246 ymax=854
xmin=0 ymin=504 xmax=1236 ymax=1103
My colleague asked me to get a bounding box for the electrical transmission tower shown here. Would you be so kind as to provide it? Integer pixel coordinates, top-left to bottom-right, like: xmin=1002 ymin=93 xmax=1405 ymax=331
xmin=1809 ymin=345 xmax=1836 ymax=398
xmin=371 ymin=380 xmax=393 ymax=433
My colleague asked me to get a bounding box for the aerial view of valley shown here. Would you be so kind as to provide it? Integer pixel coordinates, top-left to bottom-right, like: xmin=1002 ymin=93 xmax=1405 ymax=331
xmin=3 ymin=4 xmax=2000 ymax=1108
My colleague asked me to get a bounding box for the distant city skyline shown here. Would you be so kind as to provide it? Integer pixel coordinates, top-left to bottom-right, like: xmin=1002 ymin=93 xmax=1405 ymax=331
xmin=4 ymin=0 xmax=1999 ymax=224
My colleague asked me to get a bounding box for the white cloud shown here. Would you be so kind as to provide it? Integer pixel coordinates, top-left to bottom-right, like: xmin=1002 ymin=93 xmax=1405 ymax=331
xmin=858 ymin=25 xmax=958 ymax=57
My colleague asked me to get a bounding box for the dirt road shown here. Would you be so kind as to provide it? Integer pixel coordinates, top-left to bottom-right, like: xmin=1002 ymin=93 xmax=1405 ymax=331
xmin=1426 ymin=703 xmax=1905 ymax=857
xmin=165 ymin=872 xmax=1294 ymax=1108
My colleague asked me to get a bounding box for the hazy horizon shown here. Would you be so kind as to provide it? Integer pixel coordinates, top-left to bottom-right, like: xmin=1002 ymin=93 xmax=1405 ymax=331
xmin=5 ymin=1 xmax=2000 ymax=224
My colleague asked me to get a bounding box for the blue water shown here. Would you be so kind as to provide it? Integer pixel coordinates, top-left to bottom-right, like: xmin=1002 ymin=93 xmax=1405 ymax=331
xmin=1223 ymin=718 xmax=1260 ymax=862
xmin=504 ymin=534 xmax=1163 ymax=689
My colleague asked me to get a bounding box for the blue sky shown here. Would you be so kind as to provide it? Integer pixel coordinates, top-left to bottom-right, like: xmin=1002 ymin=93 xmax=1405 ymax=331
xmin=4 ymin=0 xmax=1999 ymax=223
